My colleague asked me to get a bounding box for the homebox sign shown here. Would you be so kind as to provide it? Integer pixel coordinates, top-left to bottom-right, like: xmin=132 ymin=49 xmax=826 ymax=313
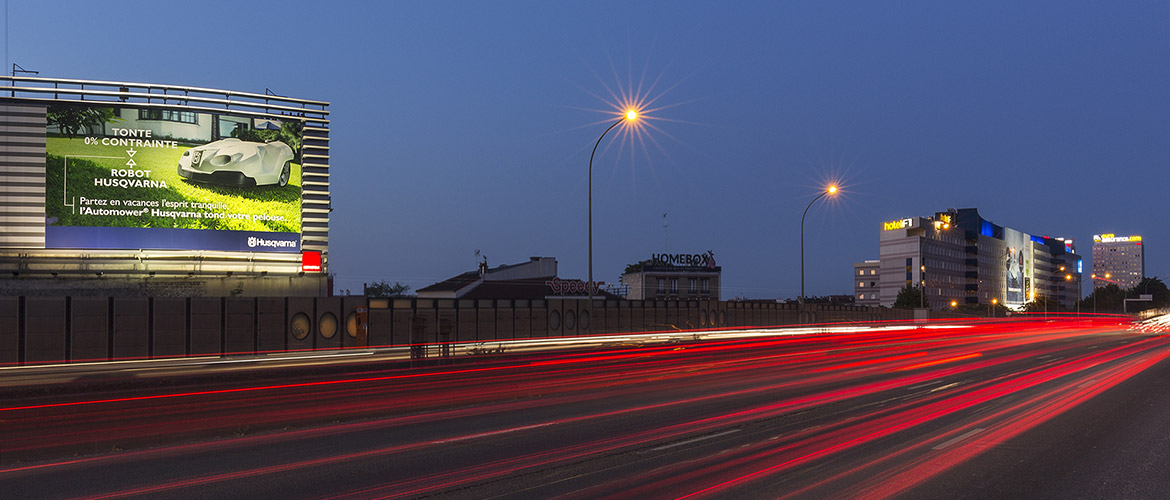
xmin=647 ymin=251 xmax=719 ymax=271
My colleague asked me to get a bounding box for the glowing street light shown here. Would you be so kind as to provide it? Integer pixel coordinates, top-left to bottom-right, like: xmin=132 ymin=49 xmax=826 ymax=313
xmin=586 ymin=108 xmax=639 ymax=326
xmin=1067 ymin=273 xmax=1082 ymax=315
xmin=1092 ymin=273 xmax=1098 ymax=313
xmin=800 ymin=184 xmax=839 ymax=304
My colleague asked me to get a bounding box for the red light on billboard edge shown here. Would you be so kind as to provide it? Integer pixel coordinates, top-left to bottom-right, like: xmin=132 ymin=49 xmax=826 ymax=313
xmin=302 ymin=251 xmax=322 ymax=272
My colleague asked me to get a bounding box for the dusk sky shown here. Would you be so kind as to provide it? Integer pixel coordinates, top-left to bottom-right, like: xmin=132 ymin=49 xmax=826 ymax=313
xmin=8 ymin=1 xmax=1168 ymax=298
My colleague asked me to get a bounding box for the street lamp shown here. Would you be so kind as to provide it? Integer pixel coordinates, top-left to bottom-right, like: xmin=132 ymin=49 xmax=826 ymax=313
xmin=1066 ymin=273 xmax=1081 ymax=315
xmin=1091 ymin=273 xmax=1097 ymax=313
xmin=587 ymin=109 xmax=638 ymax=327
xmin=990 ymin=297 xmax=998 ymax=317
xmin=800 ymin=185 xmax=838 ymax=304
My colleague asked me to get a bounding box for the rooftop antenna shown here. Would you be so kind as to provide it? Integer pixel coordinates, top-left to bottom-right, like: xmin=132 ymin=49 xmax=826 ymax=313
xmin=264 ymin=88 xmax=282 ymax=114
xmin=663 ymin=213 xmax=669 ymax=254
xmin=11 ymin=63 xmax=36 ymax=77
xmin=475 ymin=250 xmax=488 ymax=275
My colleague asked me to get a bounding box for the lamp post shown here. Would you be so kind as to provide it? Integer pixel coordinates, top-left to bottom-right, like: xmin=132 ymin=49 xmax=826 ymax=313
xmin=800 ymin=185 xmax=838 ymax=304
xmin=990 ymin=297 xmax=998 ymax=318
xmin=587 ymin=110 xmax=637 ymax=327
xmin=1066 ymin=273 xmax=1081 ymax=315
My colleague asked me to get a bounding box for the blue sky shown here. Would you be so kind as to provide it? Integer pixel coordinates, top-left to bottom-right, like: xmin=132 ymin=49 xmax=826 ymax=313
xmin=8 ymin=1 xmax=1169 ymax=298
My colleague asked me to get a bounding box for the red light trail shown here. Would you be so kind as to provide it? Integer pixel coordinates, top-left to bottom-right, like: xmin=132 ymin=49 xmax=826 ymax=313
xmin=0 ymin=317 xmax=1165 ymax=499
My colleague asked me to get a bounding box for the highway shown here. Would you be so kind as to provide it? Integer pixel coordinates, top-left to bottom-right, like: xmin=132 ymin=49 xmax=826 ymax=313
xmin=2 ymin=317 xmax=1169 ymax=499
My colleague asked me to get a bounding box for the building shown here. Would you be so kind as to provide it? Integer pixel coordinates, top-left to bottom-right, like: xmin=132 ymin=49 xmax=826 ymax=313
xmin=417 ymin=257 xmax=621 ymax=300
xmin=620 ymin=251 xmax=721 ymax=300
xmin=852 ymin=260 xmax=880 ymax=306
xmin=872 ymin=209 xmax=1082 ymax=311
xmin=0 ymin=76 xmax=330 ymax=296
xmin=1092 ymin=234 xmax=1144 ymax=290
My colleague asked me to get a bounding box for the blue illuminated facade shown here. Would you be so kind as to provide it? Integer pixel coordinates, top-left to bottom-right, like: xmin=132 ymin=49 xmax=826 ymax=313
xmin=871 ymin=208 xmax=1083 ymax=311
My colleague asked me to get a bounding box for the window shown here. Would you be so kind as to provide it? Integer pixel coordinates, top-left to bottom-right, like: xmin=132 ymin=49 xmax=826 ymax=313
xmin=670 ymin=278 xmax=679 ymax=294
xmin=858 ymin=281 xmax=865 ymax=287
xmin=859 ymin=270 xmax=865 ymax=276
xmin=870 ymin=270 xmax=877 ymax=275
xmin=218 ymin=116 xmax=250 ymax=137
xmin=858 ymin=293 xmax=865 ymax=299
xmin=657 ymin=278 xmax=665 ymax=294
xmin=688 ymin=278 xmax=697 ymax=293
xmin=870 ymin=281 xmax=876 ymax=288
xmin=138 ymin=109 xmax=197 ymax=124
xmin=701 ymin=278 xmax=710 ymax=293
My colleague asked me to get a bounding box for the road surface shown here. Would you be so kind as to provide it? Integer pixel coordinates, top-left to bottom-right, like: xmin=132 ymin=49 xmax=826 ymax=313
xmin=2 ymin=317 xmax=1168 ymax=499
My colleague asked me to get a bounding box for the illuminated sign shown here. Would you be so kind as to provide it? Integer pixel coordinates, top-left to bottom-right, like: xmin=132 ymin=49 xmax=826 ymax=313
xmin=44 ymin=103 xmax=303 ymax=253
xmin=883 ymin=218 xmax=913 ymax=231
xmin=302 ymin=251 xmax=322 ymax=272
xmin=1093 ymin=234 xmax=1142 ymax=243
xmin=641 ymin=251 xmax=720 ymax=272
xmin=545 ymin=277 xmax=604 ymax=296
xmin=1003 ymin=229 xmax=1034 ymax=310
xmin=650 ymin=251 xmax=717 ymax=269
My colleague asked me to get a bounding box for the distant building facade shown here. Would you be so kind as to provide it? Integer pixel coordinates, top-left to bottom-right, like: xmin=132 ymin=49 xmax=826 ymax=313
xmin=1092 ymin=234 xmax=1144 ymax=290
xmin=868 ymin=209 xmax=1081 ymax=311
xmin=417 ymin=257 xmax=618 ymax=300
xmin=853 ymin=260 xmax=881 ymax=306
xmin=620 ymin=251 xmax=721 ymax=301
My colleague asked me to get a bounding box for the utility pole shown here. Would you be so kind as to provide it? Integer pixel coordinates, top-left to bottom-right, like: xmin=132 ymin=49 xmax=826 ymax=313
xmin=663 ymin=212 xmax=669 ymax=254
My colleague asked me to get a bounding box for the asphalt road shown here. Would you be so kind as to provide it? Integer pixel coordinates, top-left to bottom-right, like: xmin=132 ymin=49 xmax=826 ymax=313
xmin=2 ymin=318 xmax=1168 ymax=499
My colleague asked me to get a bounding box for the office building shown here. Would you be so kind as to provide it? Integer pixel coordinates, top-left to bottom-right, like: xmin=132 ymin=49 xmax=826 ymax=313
xmin=853 ymin=260 xmax=880 ymax=306
xmin=620 ymin=251 xmax=721 ymax=300
xmin=871 ymin=209 xmax=1081 ymax=310
xmin=1092 ymin=234 xmax=1144 ymax=290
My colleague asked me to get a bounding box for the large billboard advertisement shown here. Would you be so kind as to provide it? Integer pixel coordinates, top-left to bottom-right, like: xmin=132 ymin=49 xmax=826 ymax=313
xmin=1003 ymin=228 xmax=1033 ymax=310
xmin=44 ymin=104 xmax=302 ymax=252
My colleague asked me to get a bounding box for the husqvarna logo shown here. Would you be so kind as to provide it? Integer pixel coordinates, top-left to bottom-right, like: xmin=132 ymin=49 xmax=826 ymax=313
xmin=247 ymin=236 xmax=297 ymax=249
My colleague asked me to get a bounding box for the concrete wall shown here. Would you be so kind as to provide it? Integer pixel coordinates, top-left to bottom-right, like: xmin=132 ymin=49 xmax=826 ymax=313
xmin=0 ymin=295 xmax=915 ymax=365
xmin=0 ymin=276 xmax=329 ymax=298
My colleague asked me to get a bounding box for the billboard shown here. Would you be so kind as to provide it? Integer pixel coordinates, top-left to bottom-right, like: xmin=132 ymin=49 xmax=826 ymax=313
xmin=44 ymin=104 xmax=302 ymax=252
xmin=1003 ymin=228 xmax=1033 ymax=310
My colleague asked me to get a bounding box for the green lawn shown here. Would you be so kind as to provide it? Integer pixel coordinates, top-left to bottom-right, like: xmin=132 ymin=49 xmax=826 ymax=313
xmin=46 ymin=136 xmax=301 ymax=233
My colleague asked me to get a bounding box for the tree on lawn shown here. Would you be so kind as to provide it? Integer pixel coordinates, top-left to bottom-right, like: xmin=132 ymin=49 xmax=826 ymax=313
xmin=364 ymin=280 xmax=414 ymax=297
xmin=47 ymin=104 xmax=120 ymax=138
xmin=893 ymin=285 xmax=923 ymax=309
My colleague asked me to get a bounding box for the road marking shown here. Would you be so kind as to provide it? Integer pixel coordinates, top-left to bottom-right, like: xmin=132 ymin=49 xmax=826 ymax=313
xmin=651 ymin=429 xmax=741 ymax=451
xmin=430 ymin=422 xmax=558 ymax=444
xmin=933 ymin=428 xmax=985 ymax=450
